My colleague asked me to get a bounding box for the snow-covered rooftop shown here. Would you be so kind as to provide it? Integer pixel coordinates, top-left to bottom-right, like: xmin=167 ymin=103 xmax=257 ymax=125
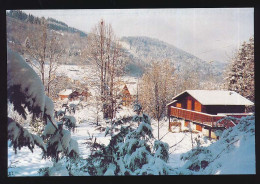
xmin=119 ymin=83 xmax=138 ymax=96
xmin=127 ymin=83 xmax=137 ymax=95
xmin=59 ymin=89 xmax=73 ymax=96
xmin=172 ymin=90 xmax=254 ymax=106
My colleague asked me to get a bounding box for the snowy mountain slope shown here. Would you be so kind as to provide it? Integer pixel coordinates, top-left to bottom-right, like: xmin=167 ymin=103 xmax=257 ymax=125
xmin=179 ymin=115 xmax=255 ymax=174
xmin=6 ymin=12 xmax=226 ymax=81
xmin=121 ymin=36 xmax=227 ymax=81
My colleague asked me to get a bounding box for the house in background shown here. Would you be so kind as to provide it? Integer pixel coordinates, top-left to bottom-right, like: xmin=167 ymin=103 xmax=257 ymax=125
xmin=120 ymin=83 xmax=138 ymax=106
xmin=68 ymin=90 xmax=81 ymax=101
xmin=80 ymin=90 xmax=91 ymax=101
xmin=121 ymin=84 xmax=132 ymax=106
xmin=58 ymin=89 xmax=73 ymax=100
xmin=167 ymin=90 xmax=254 ymax=139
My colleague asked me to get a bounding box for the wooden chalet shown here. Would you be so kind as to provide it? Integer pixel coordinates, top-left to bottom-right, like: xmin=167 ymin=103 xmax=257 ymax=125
xmin=80 ymin=90 xmax=91 ymax=101
xmin=62 ymin=89 xmax=90 ymax=101
xmin=68 ymin=90 xmax=81 ymax=101
xmin=167 ymin=90 xmax=254 ymax=139
xmin=121 ymin=84 xmax=132 ymax=106
xmin=58 ymin=89 xmax=73 ymax=100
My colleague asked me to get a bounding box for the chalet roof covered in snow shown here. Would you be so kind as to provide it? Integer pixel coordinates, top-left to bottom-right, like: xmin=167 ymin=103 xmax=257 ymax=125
xmin=126 ymin=84 xmax=137 ymax=95
xmin=171 ymin=90 xmax=254 ymax=106
xmin=119 ymin=83 xmax=137 ymax=95
xmin=58 ymin=89 xmax=73 ymax=96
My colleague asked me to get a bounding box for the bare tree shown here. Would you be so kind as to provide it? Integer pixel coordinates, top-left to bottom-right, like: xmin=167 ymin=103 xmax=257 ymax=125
xmin=91 ymin=95 xmax=103 ymax=126
xmin=85 ymin=19 xmax=126 ymax=119
xmin=22 ymin=19 xmax=64 ymax=98
xmin=174 ymin=66 xmax=200 ymax=94
xmin=23 ymin=19 xmax=48 ymax=86
xmin=47 ymin=33 xmax=64 ymax=96
xmin=139 ymin=60 xmax=176 ymax=140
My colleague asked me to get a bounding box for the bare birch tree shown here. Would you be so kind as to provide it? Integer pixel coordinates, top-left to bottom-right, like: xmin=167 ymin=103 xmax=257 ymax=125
xmin=23 ymin=18 xmax=64 ymax=98
xmin=23 ymin=18 xmax=48 ymax=86
xmin=85 ymin=19 xmax=126 ymax=119
xmin=139 ymin=60 xmax=176 ymax=139
xmin=47 ymin=33 xmax=64 ymax=97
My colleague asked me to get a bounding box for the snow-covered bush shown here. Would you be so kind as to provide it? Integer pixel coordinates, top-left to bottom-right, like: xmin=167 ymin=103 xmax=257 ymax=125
xmin=61 ymin=115 xmax=77 ymax=132
xmin=8 ymin=101 xmax=32 ymax=126
xmin=29 ymin=118 xmax=45 ymax=135
xmin=55 ymin=110 xmax=66 ymax=120
xmin=69 ymin=103 xmax=77 ymax=114
xmin=7 ymin=48 xmax=45 ymax=120
xmin=8 ymin=117 xmax=46 ymax=154
xmin=44 ymin=123 xmax=79 ymax=162
xmin=7 ymin=48 xmax=79 ymax=164
xmin=153 ymin=140 xmax=169 ymax=162
xmin=179 ymin=115 xmax=255 ymax=174
xmin=38 ymin=156 xmax=88 ymax=176
xmin=133 ymin=102 xmax=142 ymax=115
xmin=85 ymin=111 xmax=174 ymax=175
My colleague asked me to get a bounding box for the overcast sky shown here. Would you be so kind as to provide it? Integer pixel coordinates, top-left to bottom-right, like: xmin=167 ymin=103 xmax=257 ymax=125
xmin=22 ymin=8 xmax=254 ymax=62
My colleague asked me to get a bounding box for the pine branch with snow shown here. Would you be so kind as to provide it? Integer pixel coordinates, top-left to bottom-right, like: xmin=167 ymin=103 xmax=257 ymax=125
xmin=61 ymin=115 xmax=77 ymax=132
xmin=8 ymin=117 xmax=46 ymax=153
xmin=7 ymin=47 xmax=79 ymax=164
xmin=7 ymin=47 xmax=46 ymax=119
xmin=43 ymin=123 xmax=79 ymax=162
xmin=85 ymin=110 xmax=174 ymax=175
xmin=226 ymin=37 xmax=254 ymax=107
xmin=179 ymin=115 xmax=255 ymax=174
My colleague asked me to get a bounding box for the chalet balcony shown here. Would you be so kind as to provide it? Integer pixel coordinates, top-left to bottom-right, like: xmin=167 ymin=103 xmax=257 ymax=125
xmin=169 ymin=106 xmax=253 ymax=128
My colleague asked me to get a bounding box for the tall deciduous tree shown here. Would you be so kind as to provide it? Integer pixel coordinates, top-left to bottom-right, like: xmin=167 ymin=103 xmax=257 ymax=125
xmin=46 ymin=33 xmax=64 ymax=96
xmin=23 ymin=18 xmax=64 ymax=97
xmin=86 ymin=19 xmax=126 ymax=119
xmin=139 ymin=60 xmax=176 ymax=139
xmin=226 ymin=37 xmax=254 ymax=109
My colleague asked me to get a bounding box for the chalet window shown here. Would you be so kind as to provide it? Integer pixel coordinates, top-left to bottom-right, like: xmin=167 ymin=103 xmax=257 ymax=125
xmin=176 ymin=103 xmax=182 ymax=108
xmin=194 ymin=101 xmax=202 ymax=112
xmin=187 ymin=100 xmax=192 ymax=110
xmin=196 ymin=124 xmax=202 ymax=131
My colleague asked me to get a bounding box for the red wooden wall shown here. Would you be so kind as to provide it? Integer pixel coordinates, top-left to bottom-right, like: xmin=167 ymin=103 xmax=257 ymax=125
xmin=170 ymin=92 xmax=246 ymax=115
xmin=172 ymin=93 xmax=205 ymax=112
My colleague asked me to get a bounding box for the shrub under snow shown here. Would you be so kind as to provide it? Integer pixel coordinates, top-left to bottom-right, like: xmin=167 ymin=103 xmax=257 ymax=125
xmin=7 ymin=47 xmax=45 ymax=119
xmin=7 ymin=48 xmax=79 ymax=164
xmin=85 ymin=112 xmax=175 ymax=175
xmin=61 ymin=115 xmax=77 ymax=132
xmin=8 ymin=117 xmax=46 ymax=153
xmin=179 ymin=115 xmax=255 ymax=174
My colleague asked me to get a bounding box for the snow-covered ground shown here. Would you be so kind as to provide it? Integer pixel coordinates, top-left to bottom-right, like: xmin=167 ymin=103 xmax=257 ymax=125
xmin=7 ymin=100 xmax=197 ymax=176
xmin=8 ymin=101 xmax=256 ymax=176
xmin=8 ymin=142 xmax=53 ymax=176
xmin=7 ymin=63 xmax=255 ymax=176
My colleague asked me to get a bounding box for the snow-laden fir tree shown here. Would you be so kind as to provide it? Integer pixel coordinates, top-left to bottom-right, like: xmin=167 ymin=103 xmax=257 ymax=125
xmin=7 ymin=47 xmax=79 ymax=163
xmin=86 ymin=103 xmax=175 ymax=175
xmin=179 ymin=115 xmax=255 ymax=174
xmin=226 ymin=37 xmax=254 ymax=108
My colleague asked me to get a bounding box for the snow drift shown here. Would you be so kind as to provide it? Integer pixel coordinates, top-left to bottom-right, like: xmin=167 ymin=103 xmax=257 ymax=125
xmin=179 ymin=115 xmax=255 ymax=174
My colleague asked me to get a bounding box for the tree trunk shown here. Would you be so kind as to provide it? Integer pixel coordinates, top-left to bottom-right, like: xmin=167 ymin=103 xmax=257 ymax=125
xmin=41 ymin=62 xmax=45 ymax=87
xmin=158 ymin=119 xmax=160 ymax=140
xmin=47 ymin=58 xmax=52 ymax=96
xmin=190 ymin=124 xmax=194 ymax=149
